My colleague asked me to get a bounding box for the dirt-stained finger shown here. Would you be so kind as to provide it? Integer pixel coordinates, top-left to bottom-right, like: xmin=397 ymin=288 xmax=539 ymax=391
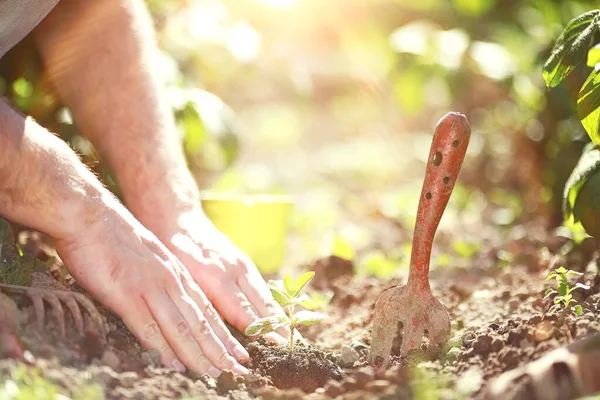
xmin=118 ymin=296 xmax=182 ymax=372
xmin=182 ymin=277 xmax=250 ymax=365
xmin=144 ymin=288 xmax=219 ymax=377
xmin=168 ymin=280 xmax=248 ymax=375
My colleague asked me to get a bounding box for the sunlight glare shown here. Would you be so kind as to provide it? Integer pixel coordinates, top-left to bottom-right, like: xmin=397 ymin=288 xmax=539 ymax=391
xmin=257 ymin=0 xmax=297 ymax=9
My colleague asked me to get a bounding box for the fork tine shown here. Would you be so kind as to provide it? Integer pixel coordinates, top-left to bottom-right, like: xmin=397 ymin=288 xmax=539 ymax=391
xmin=370 ymin=290 xmax=396 ymax=367
xmin=59 ymin=294 xmax=85 ymax=333
xmin=44 ymin=293 xmax=66 ymax=337
xmin=0 ymin=283 xmax=104 ymax=337
xmin=401 ymin=323 xmax=424 ymax=356
xmin=69 ymin=292 xmax=105 ymax=335
xmin=30 ymin=294 xmax=45 ymax=330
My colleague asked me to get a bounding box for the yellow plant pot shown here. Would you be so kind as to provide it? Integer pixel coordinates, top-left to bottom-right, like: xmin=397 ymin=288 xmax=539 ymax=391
xmin=200 ymin=192 xmax=293 ymax=274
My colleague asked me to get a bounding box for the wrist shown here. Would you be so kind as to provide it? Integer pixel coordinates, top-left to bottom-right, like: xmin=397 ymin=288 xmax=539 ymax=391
xmin=0 ymin=113 xmax=119 ymax=240
xmin=119 ymin=164 xmax=204 ymax=232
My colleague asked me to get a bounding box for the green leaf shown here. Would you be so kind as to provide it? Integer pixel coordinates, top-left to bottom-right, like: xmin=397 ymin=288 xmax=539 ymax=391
xmin=332 ymin=236 xmax=356 ymax=260
xmin=178 ymin=101 xmax=208 ymax=154
xmin=543 ymin=11 xmax=600 ymax=88
xmin=269 ymin=285 xmax=291 ymax=306
xmin=283 ymin=275 xmax=295 ymax=298
xmin=557 ymin=280 xmax=569 ymax=297
xmin=573 ymin=305 xmax=583 ymax=316
xmin=545 ymin=272 xmax=558 ymax=282
xmin=293 ymin=272 xmax=315 ymax=296
xmin=563 ymin=143 xmax=600 ymax=220
xmin=574 ymin=282 xmax=591 ymax=290
xmin=544 ymin=288 xmax=557 ymax=299
xmin=285 ymin=293 xmax=310 ymax=306
xmin=565 ymin=270 xmax=583 ymax=277
xmin=300 ymin=291 xmax=334 ymax=311
xmin=587 ymin=44 xmax=600 ymax=67
xmin=560 ymin=217 xmax=591 ymax=244
xmin=556 ymin=267 xmax=567 ymax=274
xmin=245 ymin=316 xmax=288 ymax=336
xmin=292 ymin=311 xmax=328 ymax=327
xmin=578 ymin=68 xmax=600 ymax=144
xmin=283 ymin=272 xmax=315 ymax=299
xmin=573 ymin=159 xmax=600 ymax=238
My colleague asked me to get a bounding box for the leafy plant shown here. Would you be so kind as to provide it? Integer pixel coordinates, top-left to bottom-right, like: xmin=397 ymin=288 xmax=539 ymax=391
xmin=0 ymin=364 xmax=104 ymax=400
xmin=543 ymin=10 xmax=600 ymax=238
xmin=245 ymin=271 xmax=327 ymax=352
xmin=544 ymin=266 xmax=590 ymax=316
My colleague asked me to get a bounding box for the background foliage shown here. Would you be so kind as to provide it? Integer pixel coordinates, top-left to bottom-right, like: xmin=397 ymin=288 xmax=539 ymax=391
xmin=1 ymin=0 xmax=598 ymax=275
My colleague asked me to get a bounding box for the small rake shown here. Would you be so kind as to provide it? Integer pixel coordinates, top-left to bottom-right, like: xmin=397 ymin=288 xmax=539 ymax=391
xmin=0 ymin=283 xmax=105 ymax=338
xmin=370 ymin=112 xmax=471 ymax=368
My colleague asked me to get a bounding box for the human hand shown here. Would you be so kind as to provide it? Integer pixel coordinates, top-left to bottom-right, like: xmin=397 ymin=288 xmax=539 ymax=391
xmin=141 ymin=206 xmax=292 ymax=343
xmin=54 ymin=197 xmax=249 ymax=377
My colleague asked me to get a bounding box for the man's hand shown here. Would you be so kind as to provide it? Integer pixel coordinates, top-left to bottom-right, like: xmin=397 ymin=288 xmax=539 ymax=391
xmin=140 ymin=206 xmax=291 ymax=343
xmin=33 ymin=0 xmax=290 ymax=352
xmin=0 ymin=100 xmax=248 ymax=376
xmin=55 ymin=199 xmax=250 ymax=377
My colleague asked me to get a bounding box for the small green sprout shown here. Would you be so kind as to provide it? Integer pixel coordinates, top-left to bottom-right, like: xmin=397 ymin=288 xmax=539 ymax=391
xmin=245 ymin=271 xmax=327 ymax=353
xmin=544 ymin=266 xmax=590 ymax=316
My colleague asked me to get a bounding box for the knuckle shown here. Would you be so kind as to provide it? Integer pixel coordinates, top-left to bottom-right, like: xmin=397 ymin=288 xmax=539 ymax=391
xmin=194 ymin=318 xmax=212 ymax=338
xmin=176 ymin=320 xmax=191 ymax=337
xmin=194 ymin=353 xmax=209 ymax=367
xmin=239 ymin=299 xmax=255 ymax=316
xmin=232 ymin=262 xmax=249 ymax=277
xmin=202 ymin=303 xmax=219 ymax=320
xmin=142 ymin=320 xmax=161 ymax=340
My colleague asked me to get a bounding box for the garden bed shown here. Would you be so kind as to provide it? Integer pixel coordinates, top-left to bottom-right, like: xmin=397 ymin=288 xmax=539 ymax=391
xmin=2 ymin=219 xmax=600 ymax=399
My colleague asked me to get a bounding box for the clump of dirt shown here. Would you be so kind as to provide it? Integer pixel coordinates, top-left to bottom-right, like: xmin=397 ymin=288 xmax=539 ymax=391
xmin=309 ymin=255 xmax=354 ymax=290
xmin=246 ymin=339 xmax=343 ymax=392
xmin=454 ymin=281 xmax=600 ymax=397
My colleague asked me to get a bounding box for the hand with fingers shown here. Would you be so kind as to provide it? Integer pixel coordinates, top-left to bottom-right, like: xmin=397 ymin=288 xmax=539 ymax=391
xmin=145 ymin=208 xmax=294 ymax=345
xmin=54 ymin=198 xmax=250 ymax=378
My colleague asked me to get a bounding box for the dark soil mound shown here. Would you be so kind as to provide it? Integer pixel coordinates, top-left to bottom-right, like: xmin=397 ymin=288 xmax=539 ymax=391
xmin=247 ymin=339 xmax=343 ymax=392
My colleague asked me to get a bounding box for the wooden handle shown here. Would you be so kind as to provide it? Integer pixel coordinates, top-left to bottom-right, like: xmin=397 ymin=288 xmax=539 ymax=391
xmin=408 ymin=112 xmax=471 ymax=287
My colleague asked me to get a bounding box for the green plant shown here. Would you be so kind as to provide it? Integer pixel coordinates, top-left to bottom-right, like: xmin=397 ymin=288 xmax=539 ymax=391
xmin=244 ymin=271 xmax=327 ymax=353
xmin=543 ymin=10 xmax=600 ymax=238
xmin=0 ymin=364 xmax=104 ymax=400
xmin=544 ymin=266 xmax=590 ymax=316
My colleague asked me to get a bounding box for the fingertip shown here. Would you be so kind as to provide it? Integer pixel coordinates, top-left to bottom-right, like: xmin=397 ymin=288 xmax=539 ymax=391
xmin=233 ymin=345 xmax=249 ymax=362
xmin=208 ymin=366 xmax=221 ymax=378
xmin=232 ymin=364 xmax=249 ymax=375
xmin=172 ymin=358 xmax=186 ymax=373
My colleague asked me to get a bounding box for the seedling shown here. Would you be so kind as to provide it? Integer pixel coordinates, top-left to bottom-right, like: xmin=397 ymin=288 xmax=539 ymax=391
xmin=245 ymin=271 xmax=327 ymax=352
xmin=544 ymin=266 xmax=590 ymax=316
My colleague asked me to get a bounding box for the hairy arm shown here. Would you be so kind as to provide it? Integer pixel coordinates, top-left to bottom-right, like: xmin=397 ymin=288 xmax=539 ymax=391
xmin=33 ymin=0 xmax=199 ymax=227
xmin=33 ymin=0 xmax=289 ymax=342
xmin=0 ymin=98 xmax=248 ymax=376
xmin=0 ymin=99 xmax=108 ymax=239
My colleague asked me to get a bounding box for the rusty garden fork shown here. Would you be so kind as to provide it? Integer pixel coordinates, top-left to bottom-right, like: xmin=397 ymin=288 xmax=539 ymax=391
xmin=370 ymin=112 xmax=471 ymax=368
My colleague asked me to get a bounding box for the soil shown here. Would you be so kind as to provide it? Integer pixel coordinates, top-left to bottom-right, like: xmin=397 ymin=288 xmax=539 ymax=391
xmin=2 ymin=219 xmax=600 ymax=399
xmin=246 ymin=340 xmax=342 ymax=392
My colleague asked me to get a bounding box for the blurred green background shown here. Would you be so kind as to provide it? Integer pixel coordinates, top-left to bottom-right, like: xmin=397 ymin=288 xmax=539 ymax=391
xmin=0 ymin=0 xmax=596 ymax=277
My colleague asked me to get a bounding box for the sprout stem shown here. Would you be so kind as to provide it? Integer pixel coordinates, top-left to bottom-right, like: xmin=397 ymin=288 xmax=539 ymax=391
xmin=288 ymin=305 xmax=294 ymax=353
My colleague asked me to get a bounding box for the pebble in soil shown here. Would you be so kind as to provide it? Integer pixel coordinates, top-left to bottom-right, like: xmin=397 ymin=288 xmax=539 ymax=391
xmin=246 ymin=339 xmax=343 ymax=393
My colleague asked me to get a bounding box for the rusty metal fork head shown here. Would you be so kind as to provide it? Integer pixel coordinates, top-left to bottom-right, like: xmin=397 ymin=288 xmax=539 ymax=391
xmin=370 ymin=112 xmax=471 ymax=368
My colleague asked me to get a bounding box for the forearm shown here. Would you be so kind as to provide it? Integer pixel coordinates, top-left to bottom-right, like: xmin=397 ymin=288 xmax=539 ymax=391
xmin=33 ymin=0 xmax=200 ymax=218
xmin=0 ymin=99 xmax=110 ymax=240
